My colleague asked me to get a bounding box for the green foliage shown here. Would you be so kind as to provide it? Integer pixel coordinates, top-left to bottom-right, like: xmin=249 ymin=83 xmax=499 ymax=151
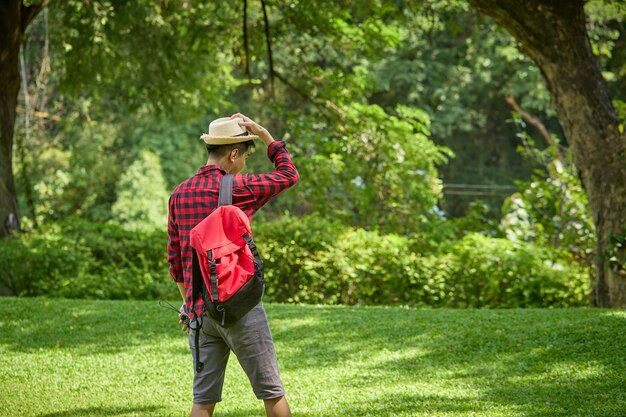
xmin=284 ymin=104 xmax=452 ymax=231
xmin=111 ymin=149 xmax=170 ymax=232
xmin=11 ymin=0 xmax=601 ymax=308
xmin=0 ymin=219 xmax=171 ymax=300
xmin=12 ymin=1 xmax=626 ymax=309
xmin=444 ymin=200 xmax=500 ymax=239
xmin=17 ymin=115 xmax=123 ymax=227
xmin=614 ymin=99 xmax=626 ymax=123
xmin=61 ymin=117 xmax=122 ymax=222
xmin=501 ymin=125 xmax=595 ymax=267
xmin=52 ymin=1 xmax=238 ymax=115
xmin=447 ymin=233 xmax=591 ymax=308
xmin=254 ymin=214 xmax=346 ymax=302
xmin=342 ymin=104 xmax=452 ymax=231
xmin=17 ymin=0 xmax=626 ymax=230
xmin=363 ymin=1 xmax=551 ymax=216
xmin=0 ymin=230 xmax=91 ymax=297
xmin=129 ymin=117 xmax=207 ymax=191
xmin=1 ymin=217 xmax=590 ymax=307
xmin=255 ymin=215 xmax=590 ymax=307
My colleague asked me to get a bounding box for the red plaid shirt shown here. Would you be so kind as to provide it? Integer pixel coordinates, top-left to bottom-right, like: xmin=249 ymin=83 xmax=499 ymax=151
xmin=167 ymin=141 xmax=299 ymax=317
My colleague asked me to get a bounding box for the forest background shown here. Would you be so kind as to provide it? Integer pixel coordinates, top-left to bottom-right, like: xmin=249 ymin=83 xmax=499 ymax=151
xmin=1 ymin=0 xmax=625 ymax=308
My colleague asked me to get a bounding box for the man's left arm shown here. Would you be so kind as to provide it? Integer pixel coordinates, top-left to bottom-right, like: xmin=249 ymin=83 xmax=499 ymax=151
xmin=168 ymin=198 xmax=189 ymax=332
xmin=176 ymin=282 xmax=185 ymax=301
xmin=167 ymin=196 xmax=184 ymax=285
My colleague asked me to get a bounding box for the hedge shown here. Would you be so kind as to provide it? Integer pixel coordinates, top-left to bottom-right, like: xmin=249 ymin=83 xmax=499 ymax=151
xmin=0 ymin=219 xmax=171 ymax=300
xmin=0 ymin=216 xmax=591 ymax=307
xmin=255 ymin=216 xmax=591 ymax=307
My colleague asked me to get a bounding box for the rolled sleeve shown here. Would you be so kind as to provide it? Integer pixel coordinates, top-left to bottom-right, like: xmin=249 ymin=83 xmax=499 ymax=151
xmin=247 ymin=142 xmax=299 ymax=201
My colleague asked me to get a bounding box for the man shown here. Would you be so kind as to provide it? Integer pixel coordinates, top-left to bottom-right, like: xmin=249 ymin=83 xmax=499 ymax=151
xmin=167 ymin=113 xmax=299 ymax=417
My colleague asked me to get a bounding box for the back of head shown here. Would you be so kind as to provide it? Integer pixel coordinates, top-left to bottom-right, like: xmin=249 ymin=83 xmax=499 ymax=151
xmin=206 ymin=140 xmax=255 ymax=158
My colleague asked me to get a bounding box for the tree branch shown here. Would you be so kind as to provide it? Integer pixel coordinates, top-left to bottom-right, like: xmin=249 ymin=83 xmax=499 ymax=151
xmin=505 ymin=95 xmax=551 ymax=144
xmin=260 ymin=0 xmax=274 ymax=96
xmin=21 ymin=0 xmax=48 ymax=33
xmin=243 ymin=0 xmax=250 ymax=80
xmin=505 ymin=95 xmax=565 ymax=164
xmin=273 ymin=70 xmax=333 ymax=123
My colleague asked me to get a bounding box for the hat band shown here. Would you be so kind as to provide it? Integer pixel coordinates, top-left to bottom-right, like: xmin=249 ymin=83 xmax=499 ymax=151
xmin=233 ymin=131 xmax=249 ymax=137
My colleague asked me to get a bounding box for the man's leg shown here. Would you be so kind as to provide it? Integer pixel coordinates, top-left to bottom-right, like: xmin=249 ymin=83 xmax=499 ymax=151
xmin=263 ymin=396 xmax=291 ymax=417
xmin=190 ymin=403 xmax=215 ymax=417
xmin=189 ymin=316 xmax=229 ymax=415
xmin=224 ymin=304 xmax=290 ymax=416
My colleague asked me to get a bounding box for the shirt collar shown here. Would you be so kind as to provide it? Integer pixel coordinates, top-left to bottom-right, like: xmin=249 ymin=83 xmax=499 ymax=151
xmin=196 ymin=165 xmax=226 ymax=176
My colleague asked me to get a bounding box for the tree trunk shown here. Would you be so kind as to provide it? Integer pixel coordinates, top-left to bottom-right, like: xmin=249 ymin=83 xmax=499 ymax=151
xmin=0 ymin=1 xmax=23 ymax=237
xmin=469 ymin=0 xmax=626 ymax=307
xmin=0 ymin=1 xmax=46 ymax=237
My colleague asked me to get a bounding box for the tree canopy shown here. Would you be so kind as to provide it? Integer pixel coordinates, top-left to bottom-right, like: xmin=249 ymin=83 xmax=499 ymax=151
xmin=2 ymin=0 xmax=625 ymax=306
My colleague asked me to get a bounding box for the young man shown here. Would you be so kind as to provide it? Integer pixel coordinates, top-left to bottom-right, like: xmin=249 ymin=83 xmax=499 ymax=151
xmin=167 ymin=113 xmax=299 ymax=417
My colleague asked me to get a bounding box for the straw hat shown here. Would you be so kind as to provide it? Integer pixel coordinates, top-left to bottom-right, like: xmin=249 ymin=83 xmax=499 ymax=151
xmin=200 ymin=117 xmax=259 ymax=145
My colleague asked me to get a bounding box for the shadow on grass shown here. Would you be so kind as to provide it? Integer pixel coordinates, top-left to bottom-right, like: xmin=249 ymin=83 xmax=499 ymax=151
xmin=216 ymin=393 xmax=476 ymax=417
xmin=268 ymin=305 xmax=626 ymax=416
xmin=268 ymin=304 xmax=430 ymax=369
xmin=39 ymin=405 xmax=160 ymax=417
xmin=369 ymin=309 xmax=626 ymax=417
xmin=341 ymin=393 xmax=478 ymax=416
xmin=3 ymin=299 xmax=625 ymax=416
xmin=0 ymin=297 xmax=182 ymax=354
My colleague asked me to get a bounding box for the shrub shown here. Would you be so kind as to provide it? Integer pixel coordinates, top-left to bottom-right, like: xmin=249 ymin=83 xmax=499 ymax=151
xmin=301 ymin=228 xmax=420 ymax=304
xmin=256 ymin=217 xmax=591 ymax=307
xmin=254 ymin=214 xmax=346 ymax=303
xmin=0 ymin=218 xmax=172 ymax=300
xmin=256 ymin=216 xmax=591 ymax=307
xmin=55 ymin=217 xmax=168 ymax=275
xmin=0 ymin=217 xmax=592 ymax=307
xmin=0 ymin=226 xmax=92 ymax=296
xmin=442 ymin=233 xmax=592 ymax=307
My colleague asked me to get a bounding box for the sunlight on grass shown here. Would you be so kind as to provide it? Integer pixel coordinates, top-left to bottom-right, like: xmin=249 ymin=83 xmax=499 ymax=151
xmin=1 ymin=299 xmax=625 ymax=417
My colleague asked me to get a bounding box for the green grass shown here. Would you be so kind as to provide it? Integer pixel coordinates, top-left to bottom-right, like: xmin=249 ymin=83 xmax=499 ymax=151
xmin=0 ymin=298 xmax=625 ymax=417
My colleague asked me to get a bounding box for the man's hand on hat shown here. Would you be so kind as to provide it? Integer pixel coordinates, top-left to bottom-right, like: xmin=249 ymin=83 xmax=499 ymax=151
xmin=230 ymin=113 xmax=275 ymax=147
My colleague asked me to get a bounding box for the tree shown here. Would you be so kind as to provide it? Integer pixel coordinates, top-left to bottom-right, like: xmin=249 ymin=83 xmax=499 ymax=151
xmin=111 ymin=150 xmax=169 ymax=233
xmin=468 ymin=0 xmax=626 ymax=307
xmin=0 ymin=0 xmax=47 ymax=237
xmin=2 ymin=1 xmax=241 ymax=236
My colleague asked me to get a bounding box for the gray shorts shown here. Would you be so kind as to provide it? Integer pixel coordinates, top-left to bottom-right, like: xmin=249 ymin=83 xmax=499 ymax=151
xmin=189 ymin=303 xmax=285 ymax=404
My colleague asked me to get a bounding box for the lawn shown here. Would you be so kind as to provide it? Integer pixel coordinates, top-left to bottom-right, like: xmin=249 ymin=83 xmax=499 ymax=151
xmin=0 ymin=298 xmax=624 ymax=417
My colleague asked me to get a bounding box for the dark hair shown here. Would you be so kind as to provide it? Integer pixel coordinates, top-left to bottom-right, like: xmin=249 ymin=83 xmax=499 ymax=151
xmin=206 ymin=140 xmax=256 ymax=158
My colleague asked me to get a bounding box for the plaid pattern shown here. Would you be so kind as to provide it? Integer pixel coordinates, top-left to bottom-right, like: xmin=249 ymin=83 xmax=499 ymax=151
xmin=167 ymin=141 xmax=299 ymax=317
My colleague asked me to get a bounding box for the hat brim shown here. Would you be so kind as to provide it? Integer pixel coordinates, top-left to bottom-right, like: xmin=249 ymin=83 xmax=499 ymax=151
xmin=200 ymin=134 xmax=260 ymax=145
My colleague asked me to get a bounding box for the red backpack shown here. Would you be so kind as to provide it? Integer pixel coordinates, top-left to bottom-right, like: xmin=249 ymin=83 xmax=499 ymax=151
xmin=190 ymin=174 xmax=264 ymax=327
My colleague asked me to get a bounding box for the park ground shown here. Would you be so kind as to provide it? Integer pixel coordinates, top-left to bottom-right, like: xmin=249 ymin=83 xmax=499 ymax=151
xmin=1 ymin=298 xmax=625 ymax=417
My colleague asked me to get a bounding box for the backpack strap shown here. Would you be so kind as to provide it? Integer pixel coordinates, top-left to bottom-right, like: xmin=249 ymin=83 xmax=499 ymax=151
xmin=207 ymin=249 xmax=219 ymax=303
xmin=243 ymin=233 xmax=265 ymax=292
xmin=218 ymin=174 xmax=234 ymax=206
xmin=191 ymin=247 xmax=205 ymax=373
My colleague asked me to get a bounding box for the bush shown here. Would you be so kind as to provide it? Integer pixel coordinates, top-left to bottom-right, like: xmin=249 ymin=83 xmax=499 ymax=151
xmin=254 ymin=214 xmax=347 ymax=303
xmin=0 ymin=228 xmax=92 ymax=296
xmin=0 ymin=218 xmax=172 ymax=300
xmin=256 ymin=216 xmax=591 ymax=307
xmin=442 ymin=233 xmax=591 ymax=307
xmin=301 ymin=229 xmax=420 ymax=304
xmin=0 ymin=216 xmax=592 ymax=307
xmin=56 ymin=217 xmax=167 ymax=276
